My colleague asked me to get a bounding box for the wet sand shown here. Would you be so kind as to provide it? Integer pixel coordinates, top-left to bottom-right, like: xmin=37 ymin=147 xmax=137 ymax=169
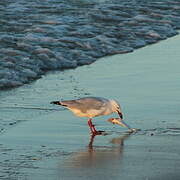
xmin=0 ymin=34 xmax=180 ymax=179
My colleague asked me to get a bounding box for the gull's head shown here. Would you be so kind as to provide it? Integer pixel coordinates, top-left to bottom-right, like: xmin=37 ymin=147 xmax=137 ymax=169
xmin=110 ymin=99 xmax=123 ymax=119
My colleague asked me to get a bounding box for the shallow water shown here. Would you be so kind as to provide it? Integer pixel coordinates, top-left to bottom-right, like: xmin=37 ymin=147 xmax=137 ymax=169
xmin=0 ymin=0 xmax=180 ymax=88
xmin=0 ymin=33 xmax=180 ymax=179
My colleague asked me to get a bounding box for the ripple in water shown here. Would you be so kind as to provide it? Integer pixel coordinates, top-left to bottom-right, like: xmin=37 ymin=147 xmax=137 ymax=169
xmin=137 ymin=127 xmax=180 ymax=136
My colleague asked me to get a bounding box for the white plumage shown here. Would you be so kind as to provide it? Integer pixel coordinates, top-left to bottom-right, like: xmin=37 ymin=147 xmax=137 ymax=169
xmin=51 ymin=96 xmax=134 ymax=134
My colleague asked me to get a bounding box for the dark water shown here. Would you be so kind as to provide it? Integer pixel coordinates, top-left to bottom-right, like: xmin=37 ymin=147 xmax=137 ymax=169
xmin=0 ymin=0 xmax=180 ymax=88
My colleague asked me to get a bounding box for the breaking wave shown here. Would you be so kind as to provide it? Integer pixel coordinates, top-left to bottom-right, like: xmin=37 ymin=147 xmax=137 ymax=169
xmin=0 ymin=0 xmax=180 ymax=89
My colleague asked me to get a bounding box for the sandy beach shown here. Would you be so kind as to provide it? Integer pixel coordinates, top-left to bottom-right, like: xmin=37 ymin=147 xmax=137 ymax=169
xmin=0 ymin=33 xmax=180 ymax=179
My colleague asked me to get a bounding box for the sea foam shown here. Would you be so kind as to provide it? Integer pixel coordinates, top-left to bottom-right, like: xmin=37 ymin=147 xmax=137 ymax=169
xmin=0 ymin=0 xmax=180 ymax=89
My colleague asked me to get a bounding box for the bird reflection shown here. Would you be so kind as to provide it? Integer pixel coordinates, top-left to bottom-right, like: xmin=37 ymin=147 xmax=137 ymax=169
xmin=88 ymin=132 xmax=131 ymax=150
xmin=64 ymin=132 xmax=132 ymax=170
xmin=59 ymin=133 xmax=132 ymax=180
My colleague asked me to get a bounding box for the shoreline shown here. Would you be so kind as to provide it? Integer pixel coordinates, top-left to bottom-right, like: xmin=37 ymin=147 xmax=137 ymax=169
xmin=0 ymin=33 xmax=180 ymax=179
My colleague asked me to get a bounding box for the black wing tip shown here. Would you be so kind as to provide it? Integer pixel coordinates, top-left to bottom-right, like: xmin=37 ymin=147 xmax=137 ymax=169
xmin=50 ymin=101 xmax=67 ymax=107
xmin=50 ymin=101 xmax=61 ymax=105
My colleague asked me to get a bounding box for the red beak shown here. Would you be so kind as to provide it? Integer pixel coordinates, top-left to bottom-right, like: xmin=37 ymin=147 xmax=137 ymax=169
xmin=117 ymin=111 xmax=123 ymax=119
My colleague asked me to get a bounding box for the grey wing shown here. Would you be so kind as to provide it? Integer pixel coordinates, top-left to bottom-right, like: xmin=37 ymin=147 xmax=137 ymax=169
xmin=60 ymin=100 xmax=82 ymax=108
xmin=61 ymin=97 xmax=108 ymax=113
xmin=75 ymin=97 xmax=108 ymax=113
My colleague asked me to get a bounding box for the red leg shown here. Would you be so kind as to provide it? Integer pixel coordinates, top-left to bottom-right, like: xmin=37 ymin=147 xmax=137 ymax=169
xmin=88 ymin=134 xmax=96 ymax=150
xmin=88 ymin=118 xmax=98 ymax=135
